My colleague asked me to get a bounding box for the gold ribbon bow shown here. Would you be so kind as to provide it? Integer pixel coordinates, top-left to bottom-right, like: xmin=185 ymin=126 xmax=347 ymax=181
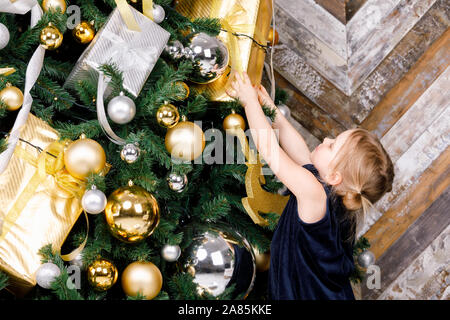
xmin=114 ymin=0 xmax=155 ymax=32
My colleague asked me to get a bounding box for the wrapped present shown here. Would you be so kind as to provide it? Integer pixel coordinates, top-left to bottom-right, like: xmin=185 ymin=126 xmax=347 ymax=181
xmin=64 ymin=5 xmax=170 ymax=98
xmin=175 ymin=0 xmax=272 ymax=101
xmin=0 ymin=114 xmax=87 ymax=296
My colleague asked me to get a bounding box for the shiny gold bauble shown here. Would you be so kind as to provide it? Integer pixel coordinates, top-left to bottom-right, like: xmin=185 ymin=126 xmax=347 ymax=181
xmin=267 ymin=27 xmax=279 ymax=46
xmin=64 ymin=134 xmax=106 ymax=180
xmin=104 ymin=181 xmax=160 ymax=243
xmin=121 ymin=261 xmax=163 ymax=300
xmin=165 ymin=117 xmax=205 ymax=161
xmin=254 ymin=248 xmax=270 ymax=272
xmin=0 ymin=84 xmax=24 ymax=111
xmin=40 ymin=23 xmax=63 ymax=50
xmin=173 ymin=81 xmax=189 ymax=101
xmin=156 ymin=103 xmax=180 ymax=128
xmin=223 ymin=110 xmax=246 ymax=134
xmin=72 ymin=21 xmax=95 ymax=44
xmin=42 ymin=0 xmax=67 ymax=13
xmin=87 ymin=258 xmax=118 ymax=291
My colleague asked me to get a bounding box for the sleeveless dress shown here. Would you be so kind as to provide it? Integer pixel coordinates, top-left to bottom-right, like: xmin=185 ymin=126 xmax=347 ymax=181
xmin=268 ymin=164 xmax=356 ymax=300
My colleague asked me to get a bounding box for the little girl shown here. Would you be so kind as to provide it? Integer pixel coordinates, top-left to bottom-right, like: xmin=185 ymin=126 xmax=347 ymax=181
xmin=227 ymin=72 xmax=394 ymax=300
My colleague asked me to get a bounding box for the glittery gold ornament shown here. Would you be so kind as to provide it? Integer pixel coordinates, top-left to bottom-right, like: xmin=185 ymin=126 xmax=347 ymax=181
xmin=165 ymin=116 xmax=205 ymax=161
xmin=39 ymin=23 xmax=63 ymax=50
xmin=0 ymin=83 xmax=23 ymax=111
xmin=121 ymin=261 xmax=162 ymax=300
xmin=64 ymin=134 xmax=106 ymax=180
xmin=223 ymin=109 xmax=246 ymax=134
xmin=156 ymin=103 xmax=180 ymax=128
xmin=42 ymin=0 xmax=67 ymax=13
xmin=87 ymin=258 xmax=118 ymax=291
xmin=72 ymin=21 xmax=95 ymax=44
xmin=104 ymin=181 xmax=160 ymax=243
xmin=267 ymin=27 xmax=279 ymax=46
xmin=173 ymin=81 xmax=189 ymax=101
xmin=254 ymin=248 xmax=270 ymax=272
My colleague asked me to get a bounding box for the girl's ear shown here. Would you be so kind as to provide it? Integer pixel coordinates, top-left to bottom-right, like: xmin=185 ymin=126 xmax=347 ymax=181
xmin=327 ymin=171 xmax=343 ymax=186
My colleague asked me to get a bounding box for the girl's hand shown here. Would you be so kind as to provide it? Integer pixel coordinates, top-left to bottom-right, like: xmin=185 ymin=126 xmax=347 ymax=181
xmin=226 ymin=71 xmax=258 ymax=107
xmin=257 ymin=85 xmax=276 ymax=110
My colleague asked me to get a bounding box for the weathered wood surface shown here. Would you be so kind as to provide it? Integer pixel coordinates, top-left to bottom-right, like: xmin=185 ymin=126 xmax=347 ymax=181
xmin=313 ymin=0 xmax=347 ymax=24
xmin=361 ymin=30 xmax=450 ymax=138
xmin=361 ymin=188 xmax=450 ymax=300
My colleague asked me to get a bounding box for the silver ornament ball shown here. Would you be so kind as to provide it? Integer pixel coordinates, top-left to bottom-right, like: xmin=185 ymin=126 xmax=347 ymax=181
xmin=36 ymin=262 xmax=61 ymax=289
xmin=167 ymin=172 xmax=188 ymax=192
xmin=358 ymin=250 xmax=376 ymax=268
xmin=161 ymin=244 xmax=181 ymax=262
xmin=278 ymin=104 xmax=291 ymax=119
xmin=107 ymin=92 xmax=136 ymax=124
xmin=183 ymin=230 xmax=256 ymax=298
xmin=152 ymin=4 xmax=165 ymax=24
xmin=82 ymin=185 xmax=107 ymax=214
xmin=120 ymin=143 xmax=141 ymax=164
xmin=185 ymin=33 xmax=229 ymax=84
xmin=0 ymin=23 xmax=10 ymax=50
xmin=164 ymin=40 xmax=184 ymax=60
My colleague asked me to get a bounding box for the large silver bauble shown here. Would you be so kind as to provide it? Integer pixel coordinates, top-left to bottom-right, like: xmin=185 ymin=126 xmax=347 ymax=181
xmin=358 ymin=250 xmax=376 ymax=268
xmin=107 ymin=92 xmax=136 ymax=124
xmin=0 ymin=23 xmax=9 ymax=50
xmin=152 ymin=4 xmax=165 ymax=24
xmin=120 ymin=143 xmax=141 ymax=164
xmin=183 ymin=230 xmax=256 ymax=298
xmin=82 ymin=185 xmax=107 ymax=214
xmin=278 ymin=104 xmax=291 ymax=119
xmin=36 ymin=262 xmax=61 ymax=289
xmin=164 ymin=40 xmax=184 ymax=60
xmin=167 ymin=172 xmax=188 ymax=192
xmin=185 ymin=33 xmax=229 ymax=84
xmin=161 ymin=244 xmax=181 ymax=262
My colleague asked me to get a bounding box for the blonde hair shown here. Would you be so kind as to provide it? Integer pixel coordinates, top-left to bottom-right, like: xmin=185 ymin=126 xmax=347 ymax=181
xmin=329 ymin=128 xmax=394 ymax=240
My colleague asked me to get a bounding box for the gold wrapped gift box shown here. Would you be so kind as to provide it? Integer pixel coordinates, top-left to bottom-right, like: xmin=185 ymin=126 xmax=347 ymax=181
xmin=175 ymin=0 xmax=272 ymax=101
xmin=0 ymin=114 xmax=85 ymax=296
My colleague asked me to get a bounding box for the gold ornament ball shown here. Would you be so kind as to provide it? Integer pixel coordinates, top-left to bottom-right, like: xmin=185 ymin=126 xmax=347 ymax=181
xmin=64 ymin=135 xmax=106 ymax=180
xmin=156 ymin=103 xmax=180 ymax=128
xmin=42 ymin=0 xmax=67 ymax=13
xmin=122 ymin=261 xmax=163 ymax=300
xmin=254 ymin=249 xmax=270 ymax=272
xmin=72 ymin=21 xmax=95 ymax=44
xmin=223 ymin=110 xmax=246 ymax=134
xmin=104 ymin=181 xmax=160 ymax=243
xmin=87 ymin=258 xmax=118 ymax=291
xmin=267 ymin=27 xmax=279 ymax=46
xmin=0 ymin=85 xmax=24 ymax=111
xmin=173 ymin=81 xmax=190 ymax=101
xmin=40 ymin=23 xmax=63 ymax=50
xmin=165 ymin=118 xmax=205 ymax=161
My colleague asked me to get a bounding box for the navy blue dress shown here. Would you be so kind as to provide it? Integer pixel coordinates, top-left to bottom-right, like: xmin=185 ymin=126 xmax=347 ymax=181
xmin=268 ymin=164 xmax=356 ymax=300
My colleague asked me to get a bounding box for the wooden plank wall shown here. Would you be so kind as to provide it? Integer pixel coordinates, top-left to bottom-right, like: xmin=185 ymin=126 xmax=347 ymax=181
xmin=271 ymin=0 xmax=450 ymax=299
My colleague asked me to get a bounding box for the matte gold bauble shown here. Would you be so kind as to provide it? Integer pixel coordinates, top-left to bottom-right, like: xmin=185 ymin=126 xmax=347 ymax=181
xmin=42 ymin=0 xmax=67 ymax=13
xmin=165 ymin=117 xmax=205 ymax=161
xmin=0 ymin=84 xmax=23 ymax=111
xmin=254 ymin=248 xmax=270 ymax=272
xmin=104 ymin=181 xmax=160 ymax=243
xmin=40 ymin=23 xmax=63 ymax=50
xmin=64 ymin=134 xmax=106 ymax=180
xmin=87 ymin=258 xmax=118 ymax=291
xmin=72 ymin=21 xmax=95 ymax=44
xmin=121 ymin=261 xmax=163 ymax=300
xmin=223 ymin=110 xmax=246 ymax=134
xmin=267 ymin=27 xmax=279 ymax=45
xmin=173 ymin=81 xmax=189 ymax=101
xmin=156 ymin=103 xmax=180 ymax=128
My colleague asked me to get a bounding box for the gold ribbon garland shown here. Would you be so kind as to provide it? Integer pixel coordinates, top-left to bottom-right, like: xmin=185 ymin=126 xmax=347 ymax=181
xmin=0 ymin=67 xmax=16 ymax=76
xmin=114 ymin=0 xmax=155 ymax=32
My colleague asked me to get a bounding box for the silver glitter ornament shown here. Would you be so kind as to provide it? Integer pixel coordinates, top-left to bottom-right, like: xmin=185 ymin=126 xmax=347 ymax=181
xmin=185 ymin=33 xmax=229 ymax=84
xmin=358 ymin=250 xmax=376 ymax=268
xmin=183 ymin=230 xmax=256 ymax=298
xmin=36 ymin=262 xmax=61 ymax=289
xmin=167 ymin=172 xmax=188 ymax=192
xmin=82 ymin=185 xmax=107 ymax=214
xmin=161 ymin=244 xmax=181 ymax=262
xmin=120 ymin=143 xmax=141 ymax=164
xmin=164 ymin=40 xmax=184 ymax=60
xmin=152 ymin=4 xmax=165 ymax=24
xmin=0 ymin=23 xmax=9 ymax=50
xmin=278 ymin=104 xmax=291 ymax=119
xmin=107 ymin=92 xmax=136 ymax=124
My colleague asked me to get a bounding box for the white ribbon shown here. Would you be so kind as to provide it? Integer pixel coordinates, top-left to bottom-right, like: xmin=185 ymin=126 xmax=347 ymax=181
xmin=0 ymin=0 xmax=45 ymax=174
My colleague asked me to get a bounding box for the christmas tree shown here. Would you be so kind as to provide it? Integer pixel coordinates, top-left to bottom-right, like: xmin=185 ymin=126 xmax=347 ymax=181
xmin=0 ymin=0 xmax=368 ymax=300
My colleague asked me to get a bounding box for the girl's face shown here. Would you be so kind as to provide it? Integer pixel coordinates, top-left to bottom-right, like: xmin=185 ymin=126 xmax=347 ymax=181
xmin=310 ymin=129 xmax=354 ymax=185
